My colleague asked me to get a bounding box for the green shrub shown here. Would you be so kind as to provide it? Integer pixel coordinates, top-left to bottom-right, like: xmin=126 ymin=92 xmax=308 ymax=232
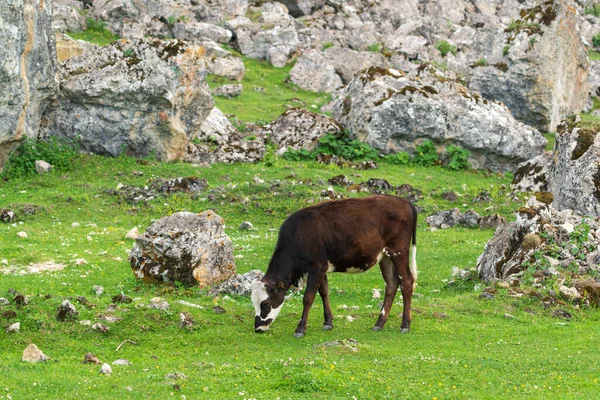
xmin=367 ymin=43 xmax=382 ymax=53
xmin=2 ymin=137 xmax=80 ymax=178
xmin=435 ymin=40 xmax=457 ymax=57
xmin=413 ymin=140 xmax=439 ymax=167
xmin=502 ymin=45 xmax=510 ymax=56
xmin=281 ymin=148 xmax=314 ymax=161
xmin=445 ymin=145 xmax=470 ymax=170
xmin=593 ymin=32 xmax=600 ymax=49
xmin=384 ymin=152 xmax=411 ymax=165
xmin=316 ymin=132 xmax=379 ymax=161
xmin=473 ymin=58 xmax=488 ymax=67
xmin=321 ymin=42 xmax=334 ymax=51
xmin=585 ymin=5 xmax=600 ymax=17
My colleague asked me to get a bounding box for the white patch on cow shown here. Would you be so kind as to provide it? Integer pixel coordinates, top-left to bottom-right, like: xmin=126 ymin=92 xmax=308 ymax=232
xmin=375 ymin=251 xmax=385 ymax=265
xmin=251 ymin=280 xmax=268 ymax=316
xmin=255 ymin=325 xmax=269 ymax=332
xmin=327 ymin=262 xmax=336 ymax=273
xmin=383 ymin=248 xmax=391 ymax=257
xmin=380 ymin=308 xmax=386 ymax=317
xmin=265 ymin=302 xmax=283 ymax=322
xmin=346 ymin=267 xmax=364 ymax=273
xmin=410 ymin=244 xmax=418 ymax=290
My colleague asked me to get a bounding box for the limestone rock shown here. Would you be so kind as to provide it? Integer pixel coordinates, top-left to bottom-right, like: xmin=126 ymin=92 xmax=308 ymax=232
xmin=468 ymin=0 xmax=589 ymax=132
xmin=267 ymin=108 xmax=343 ymax=151
xmin=57 ymin=300 xmax=78 ymax=321
xmin=234 ymin=13 xmax=300 ymax=63
xmin=22 ymin=344 xmax=49 ymax=362
xmin=331 ymin=64 xmax=546 ymax=172
xmin=0 ymin=0 xmax=58 ymax=173
xmin=126 ymin=227 xmax=139 ymax=240
xmin=212 ymin=84 xmax=243 ymax=98
xmin=590 ymin=60 xmax=600 ymax=97
xmin=278 ymin=0 xmax=326 ymax=17
xmin=173 ymin=22 xmax=233 ymax=44
xmin=206 ymin=55 xmax=245 ymax=81
xmin=209 ymin=270 xmax=264 ymax=296
xmin=238 ymin=221 xmax=253 ymax=230
xmin=512 ymin=152 xmax=552 ymax=193
xmin=52 ymin=0 xmax=87 ymax=32
xmin=100 ymin=363 xmax=113 ymax=375
xmin=55 ymin=33 xmax=96 ymax=63
xmin=322 ymin=47 xmax=388 ymax=84
xmin=35 ymin=160 xmax=52 ymax=174
xmin=41 ymin=39 xmax=213 ymax=161
xmin=289 ymin=49 xmax=343 ymax=93
xmin=129 ymin=211 xmax=236 ymax=288
xmin=6 ymin=322 xmax=20 ymax=333
xmin=548 ymin=117 xmax=600 ymax=217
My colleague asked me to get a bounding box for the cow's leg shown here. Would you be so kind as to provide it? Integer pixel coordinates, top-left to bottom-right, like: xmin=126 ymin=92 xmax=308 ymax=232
xmin=390 ymin=245 xmax=413 ymax=333
xmin=319 ymin=274 xmax=334 ymax=330
xmin=294 ymin=271 xmax=325 ymax=338
xmin=373 ymin=256 xmax=400 ymax=331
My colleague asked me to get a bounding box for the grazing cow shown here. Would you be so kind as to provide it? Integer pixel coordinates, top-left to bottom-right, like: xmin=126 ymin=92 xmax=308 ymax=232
xmin=251 ymin=194 xmax=418 ymax=338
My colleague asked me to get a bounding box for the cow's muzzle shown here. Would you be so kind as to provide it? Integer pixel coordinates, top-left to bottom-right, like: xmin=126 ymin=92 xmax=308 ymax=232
xmin=254 ymin=315 xmax=272 ymax=333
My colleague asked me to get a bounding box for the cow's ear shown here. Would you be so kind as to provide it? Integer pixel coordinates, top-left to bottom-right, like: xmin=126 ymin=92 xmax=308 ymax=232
xmin=276 ymin=281 xmax=286 ymax=292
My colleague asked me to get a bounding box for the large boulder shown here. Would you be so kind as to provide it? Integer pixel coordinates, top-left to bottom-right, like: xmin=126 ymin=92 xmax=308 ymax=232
xmin=512 ymin=152 xmax=552 ymax=193
xmin=41 ymin=39 xmax=213 ymax=161
xmin=277 ymin=0 xmax=326 ymax=17
xmin=468 ymin=0 xmax=589 ymax=132
xmin=129 ymin=211 xmax=236 ymax=288
xmin=548 ymin=116 xmax=600 ymax=217
xmin=206 ymin=54 xmax=245 ymax=81
xmin=267 ymin=108 xmax=343 ymax=151
xmin=52 ymin=0 xmax=87 ymax=33
xmin=172 ymin=22 xmax=233 ymax=44
xmin=322 ymin=47 xmax=388 ymax=84
xmin=331 ymin=64 xmax=546 ymax=172
xmin=0 ymin=0 xmax=58 ymax=173
xmin=289 ymin=49 xmax=343 ymax=93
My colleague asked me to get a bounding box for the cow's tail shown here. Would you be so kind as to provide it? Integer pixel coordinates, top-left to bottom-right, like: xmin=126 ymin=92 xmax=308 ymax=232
xmin=409 ymin=203 xmax=418 ymax=291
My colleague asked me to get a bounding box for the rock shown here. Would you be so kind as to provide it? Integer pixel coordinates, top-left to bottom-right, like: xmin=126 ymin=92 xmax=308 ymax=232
xmin=112 ymin=359 xmax=132 ymax=365
xmin=322 ymin=47 xmax=388 ymax=84
xmin=547 ymin=117 xmax=600 ymax=217
xmin=54 ymin=33 xmax=95 ymax=63
xmin=459 ymin=210 xmax=481 ymax=228
xmin=212 ymin=305 xmax=226 ymax=314
xmin=362 ymin=178 xmax=393 ymax=192
xmin=0 ymin=0 xmax=58 ymax=173
xmin=267 ymin=46 xmax=292 ymax=68
xmin=278 ymin=0 xmax=326 ymax=17
xmin=35 ymin=160 xmax=52 ymax=174
xmin=267 ymin=108 xmax=343 ymax=151
xmin=83 ymin=352 xmax=102 ymax=364
xmin=92 ymin=285 xmax=104 ymax=296
xmin=179 ymin=312 xmax=194 ymax=328
xmin=130 ymin=211 xmax=236 ymax=288
xmin=41 ymin=39 xmax=213 ymax=162
xmin=147 ymin=297 xmax=169 ymax=310
xmin=589 ymin=60 xmax=600 ymax=97
xmin=17 ymin=232 xmax=28 ymax=239
xmin=315 ymin=338 xmax=359 ymax=352
xmin=100 ymin=363 xmax=113 ymax=375
xmin=52 ymin=0 xmax=87 ymax=32
xmin=559 ymin=285 xmax=581 ymax=301
xmin=185 ymin=108 xmax=266 ymax=164
xmin=468 ymin=0 xmax=589 ymax=131
xmin=206 ymin=55 xmax=246 ymax=81
xmin=126 ymin=227 xmax=139 ymax=240
xmin=442 ymin=192 xmax=458 ymax=202
xmin=331 ymin=65 xmax=546 ymax=172
xmin=289 ymin=49 xmax=344 ymax=93
xmin=92 ymin=323 xmax=110 ymax=333
xmin=209 ymin=270 xmax=264 ymax=296
xmin=372 ymin=289 xmax=381 ymax=299
xmin=0 ymin=298 xmax=9 ymax=306
xmin=6 ymin=322 xmax=20 ymax=333
xmin=112 ymin=294 xmax=132 ymax=303
xmin=551 ymin=309 xmax=571 ymax=320
xmin=212 ymin=84 xmax=243 ymax=98
xmin=57 ymin=300 xmax=78 ymax=321
xmin=238 ymin=221 xmax=253 ymax=230
xmin=426 ymin=209 xmax=461 ymax=229
xmin=512 ymin=152 xmax=552 ymax=192
xmin=478 ymin=214 xmax=506 ymax=229
xmin=234 ymin=13 xmax=299 ymax=62
xmin=22 ymin=344 xmax=49 ymax=362
xmin=173 ymin=22 xmax=233 ymax=44
xmin=0 ymin=210 xmax=15 ymax=223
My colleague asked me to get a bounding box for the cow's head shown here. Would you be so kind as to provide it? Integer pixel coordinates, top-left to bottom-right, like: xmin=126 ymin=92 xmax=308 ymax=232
xmin=251 ymin=279 xmax=286 ymax=333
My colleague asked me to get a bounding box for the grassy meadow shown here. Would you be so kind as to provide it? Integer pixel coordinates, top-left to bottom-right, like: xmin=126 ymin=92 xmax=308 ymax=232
xmin=1 ymin=154 xmax=600 ymax=399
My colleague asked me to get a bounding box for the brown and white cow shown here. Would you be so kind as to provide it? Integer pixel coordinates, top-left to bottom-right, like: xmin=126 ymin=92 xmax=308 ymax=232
xmin=251 ymin=194 xmax=418 ymax=338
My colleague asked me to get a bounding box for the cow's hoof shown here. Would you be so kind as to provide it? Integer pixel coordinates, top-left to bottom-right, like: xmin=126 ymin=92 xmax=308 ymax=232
xmin=400 ymin=328 xmax=410 ymax=333
xmin=372 ymin=326 xmax=383 ymax=332
xmin=293 ymin=332 xmax=305 ymax=338
xmin=322 ymin=325 xmax=333 ymax=331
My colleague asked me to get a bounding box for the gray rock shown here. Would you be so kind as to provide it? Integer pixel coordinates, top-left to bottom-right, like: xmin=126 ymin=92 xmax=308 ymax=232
xmin=147 ymin=297 xmax=169 ymax=310
xmin=331 ymin=64 xmax=546 ymax=172
xmin=548 ymin=117 xmax=600 ymax=217
xmin=266 ymin=46 xmax=292 ymax=68
xmin=0 ymin=0 xmax=58 ymax=173
xmin=426 ymin=209 xmax=461 ymax=229
xmin=468 ymin=0 xmax=589 ymax=132
xmin=129 ymin=211 xmax=236 ymax=288
xmin=41 ymin=39 xmax=213 ymax=162
xmin=92 ymin=323 xmax=110 ymax=333
xmin=234 ymin=14 xmax=299 ymax=61
xmin=0 ymin=297 xmax=9 ymax=306
xmin=478 ymin=214 xmax=506 ymax=229
xmin=589 ymin=60 xmax=600 ymax=97
xmin=57 ymin=300 xmax=78 ymax=321
xmin=6 ymin=322 xmax=20 ymax=333
xmin=209 ymin=270 xmax=264 ymax=296
xmin=92 ymin=285 xmax=104 ymax=296
xmin=267 ymin=108 xmax=342 ymax=151
xmin=459 ymin=210 xmax=481 ymax=228
xmin=238 ymin=221 xmax=253 ymax=230
xmin=100 ymin=363 xmax=113 ymax=375
xmin=512 ymin=152 xmax=552 ymax=193
xmin=22 ymin=344 xmax=49 ymax=362
xmin=212 ymin=84 xmax=243 ymax=98
xmin=206 ymin=55 xmax=245 ymax=81
xmin=112 ymin=359 xmax=132 ymax=365
xmin=278 ymin=0 xmax=326 ymax=17
xmin=35 ymin=160 xmax=52 ymax=174
xmin=289 ymin=49 xmax=344 ymax=93
xmin=173 ymin=22 xmax=233 ymax=44
xmin=322 ymin=47 xmax=388 ymax=84
xmin=559 ymin=285 xmax=581 ymax=301
xmin=52 ymin=0 xmax=87 ymax=32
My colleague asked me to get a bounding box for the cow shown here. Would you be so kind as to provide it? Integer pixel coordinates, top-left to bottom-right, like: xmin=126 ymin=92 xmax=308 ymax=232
xmin=251 ymin=194 xmax=418 ymax=338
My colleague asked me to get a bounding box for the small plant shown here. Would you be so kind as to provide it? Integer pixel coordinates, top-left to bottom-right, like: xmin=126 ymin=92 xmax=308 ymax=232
xmin=445 ymin=145 xmax=470 ymax=170
xmin=502 ymin=45 xmax=510 ymax=56
xmin=367 ymin=43 xmax=382 ymax=53
xmin=413 ymin=140 xmax=439 ymax=167
xmin=321 ymin=42 xmax=334 ymax=51
xmin=473 ymin=58 xmax=488 ymax=67
xmin=585 ymin=4 xmax=600 ymax=17
xmin=262 ymin=144 xmax=277 ymax=167
xmin=2 ymin=137 xmax=79 ymax=178
xmin=282 ymin=148 xmax=314 ymax=161
xmin=67 ymin=18 xmax=119 ymax=46
xmin=593 ymin=32 xmax=600 ymax=49
xmin=384 ymin=152 xmax=411 ymax=165
xmin=435 ymin=40 xmax=457 ymax=57
xmin=123 ymin=48 xmax=135 ymax=57
xmin=316 ymin=132 xmax=379 ymax=161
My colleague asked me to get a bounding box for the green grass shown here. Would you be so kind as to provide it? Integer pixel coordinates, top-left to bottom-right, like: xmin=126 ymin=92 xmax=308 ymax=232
xmin=207 ymin=52 xmax=331 ymax=124
xmin=67 ymin=18 xmax=119 ymax=47
xmin=544 ymin=132 xmax=555 ymax=151
xmin=3 ymin=153 xmax=600 ymax=398
xmin=589 ymin=50 xmax=600 ymax=61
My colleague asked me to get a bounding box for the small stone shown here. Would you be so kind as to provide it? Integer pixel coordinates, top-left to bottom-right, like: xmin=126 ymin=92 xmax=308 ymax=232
xmin=92 ymin=285 xmax=104 ymax=296
xmin=0 ymin=210 xmax=15 ymax=223
xmin=479 ymin=292 xmax=495 ymax=300
xmin=75 ymin=258 xmax=87 ymax=265
xmin=253 ymin=176 xmax=265 ymax=184
xmin=100 ymin=363 xmax=112 ymax=375
xmin=179 ymin=312 xmax=194 ymax=328
xmin=551 ymin=310 xmax=571 ymax=320
xmin=17 ymin=231 xmax=28 ymax=239
xmin=71 ymin=222 xmax=80 ymax=227
xmin=239 ymin=221 xmax=253 ymax=230
xmin=35 ymin=160 xmax=52 ymax=174
xmin=346 ymin=315 xmax=355 ymax=322
xmin=559 ymin=285 xmax=581 ymax=301
xmin=57 ymin=300 xmax=79 ymax=321
xmin=80 ymin=319 xmax=92 ymax=326
xmin=559 ymin=222 xmax=575 ymax=235
xmin=496 ymin=281 xmax=510 ymax=289
xmin=112 ymin=359 xmax=132 ymax=365
xmin=126 ymin=227 xmax=139 ymax=240
xmin=6 ymin=322 xmax=20 ymax=333
xmin=92 ymin=323 xmax=110 ymax=333
xmin=112 ymin=294 xmax=132 ymax=303
xmin=212 ymin=305 xmax=226 ymax=314
xmin=22 ymin=344 xmax=49 ymax=362
xmin=165 ymin=373 xmax=188 ymax=380
xmin=543 ymin=266 xmax=560 ymax=276
xmin=147 ymin=297 xmax=169 ymax=310
xmin=1 ymin=259 xmax=7 ymax=265
xmin=84 ymin=352 xmax=102 ymax=364
xmin=372 ymin=289 xmax=381 ymax=299
xmin=0 ymin=297 xmax=9 ymax=306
